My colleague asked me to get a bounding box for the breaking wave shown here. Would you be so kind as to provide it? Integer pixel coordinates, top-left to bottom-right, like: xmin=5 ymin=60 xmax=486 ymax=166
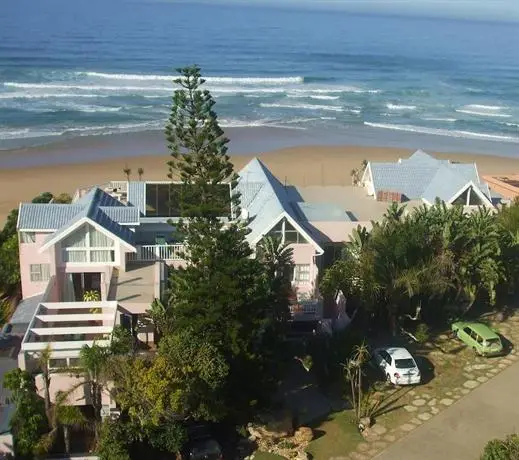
xmin=364 ymin=122 xmax=519 ymax=143
xmin=260 ymin=102 xmax=344 ymax=112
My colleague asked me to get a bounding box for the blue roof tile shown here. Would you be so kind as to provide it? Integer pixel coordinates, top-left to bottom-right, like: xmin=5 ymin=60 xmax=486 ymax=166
xmin=369 ymin=150 xmax=492 ymax=205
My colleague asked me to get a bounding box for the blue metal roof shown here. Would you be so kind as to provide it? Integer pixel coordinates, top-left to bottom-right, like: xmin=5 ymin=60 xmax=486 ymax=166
xmin=370 ymin=150 xmax=492 ymax=204
xmin=18 ymin=204 xmax=83 ymax=230
xmin=42 ymin=188 xmax=135 ymax=247
xmin=292 ymin=202 xmax=351 ymax=222
xmin=237 ymin=158 xmax=322 ymax=252
xmin=18 ymin=188 xmax=136 ymax=249
xmin=127 ymin=181 xmax=146 ymax=215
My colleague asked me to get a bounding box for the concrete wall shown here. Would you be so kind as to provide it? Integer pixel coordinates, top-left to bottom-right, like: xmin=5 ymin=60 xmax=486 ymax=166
xmin=310 ymin=221 xmax=372 ymax=244
xmin=35 ymin=373 xmax=113 ymax=407
xmin=19 ymin=232 xmax=55 ymax=299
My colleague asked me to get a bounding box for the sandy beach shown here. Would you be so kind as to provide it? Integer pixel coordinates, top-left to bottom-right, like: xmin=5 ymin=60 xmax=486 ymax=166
xmin=1 ymin=144 xmax=518 ymax=225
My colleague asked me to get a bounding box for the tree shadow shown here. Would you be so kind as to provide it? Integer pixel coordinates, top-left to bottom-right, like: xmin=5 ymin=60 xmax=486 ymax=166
xmin=415 ymin=355 xmax=435 ymax=384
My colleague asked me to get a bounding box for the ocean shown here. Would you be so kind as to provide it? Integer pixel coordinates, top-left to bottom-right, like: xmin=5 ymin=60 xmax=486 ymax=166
xmin=1 ymin=0 xmax=519 ymax=155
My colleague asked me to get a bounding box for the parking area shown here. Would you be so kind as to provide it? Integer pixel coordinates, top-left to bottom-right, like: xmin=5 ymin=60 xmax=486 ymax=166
xmin=337 ymin=312 xmax=519 ymax=460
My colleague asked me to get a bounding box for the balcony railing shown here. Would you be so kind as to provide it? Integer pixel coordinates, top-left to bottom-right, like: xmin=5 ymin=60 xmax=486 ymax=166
xmin=127 ymin=244 xmax=185 ymax=262
xmin=289 ymin=299 xmax=323 ymax=322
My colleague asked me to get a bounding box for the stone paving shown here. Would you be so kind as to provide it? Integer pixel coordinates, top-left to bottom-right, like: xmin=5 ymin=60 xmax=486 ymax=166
xmin=338 ymin=313 xmax=519 ymax=460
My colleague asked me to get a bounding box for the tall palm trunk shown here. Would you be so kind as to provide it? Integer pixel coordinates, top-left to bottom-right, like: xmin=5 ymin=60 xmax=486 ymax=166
xmin=64 ymin=425 xmax=71 ymax=454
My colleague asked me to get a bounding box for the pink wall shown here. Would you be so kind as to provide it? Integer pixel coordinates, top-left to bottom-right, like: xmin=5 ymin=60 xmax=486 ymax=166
xmin=310 ymin=221 xmax=373 ymax=243
xmin=288 ymin=243 xmax=318 ymax=297
xmin=19 ymin=232 xmax=56 ymax=299
xmin=35 ymin=373 xmax=113 ymax=407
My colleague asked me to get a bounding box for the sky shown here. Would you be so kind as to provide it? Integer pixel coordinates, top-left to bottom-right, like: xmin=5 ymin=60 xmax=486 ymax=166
xmin=213 ymin=0 xmax=519 ymax=22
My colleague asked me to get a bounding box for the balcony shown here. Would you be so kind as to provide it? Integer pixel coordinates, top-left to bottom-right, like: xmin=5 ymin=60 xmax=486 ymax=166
xmin=127 ymin=244 xmax=185 ymax=263
xmin=289 ymin=299 xmax=323 ymax=322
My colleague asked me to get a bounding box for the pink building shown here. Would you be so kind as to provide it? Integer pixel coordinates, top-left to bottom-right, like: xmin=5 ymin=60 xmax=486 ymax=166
xmin=13 ymin=157 xmax=371 ymax=409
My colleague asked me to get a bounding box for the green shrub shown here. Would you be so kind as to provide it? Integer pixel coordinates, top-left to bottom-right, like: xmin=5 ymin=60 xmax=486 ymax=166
xmin=415 ymin=323 xmax=430 ymax=344
xmin=481 ymin=434 xmax=519 ymax=460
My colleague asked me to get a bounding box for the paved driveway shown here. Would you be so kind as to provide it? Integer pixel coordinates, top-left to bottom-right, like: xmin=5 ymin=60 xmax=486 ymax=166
xmin=375 ymin=360 xmax=519 ymax=460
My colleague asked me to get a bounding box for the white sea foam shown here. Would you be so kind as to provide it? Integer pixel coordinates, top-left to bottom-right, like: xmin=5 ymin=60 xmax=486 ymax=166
xmin=0 ymin=128 xmax=59 ymax=140
xmin=0 ymin=92 xmax=104 ymax=99
xmin=81 ymin=71 xmax=304 ymax=85
xmin=287 ymin=94 xmax=340 ymax=100
xmin=456 ymin=109 xmax=511 ymax=118
xmin=386 ymin=103 xmax=417 ymax=110
xmin=364 ymin=122 xmax=519 ymax=143
xmin=260 ymin=102 xmax=344 ymax=112
xmin=4 ymin=82 xmax=171 ymax=92
xmin=465 ymin=104 xmax=506 ymax=111
xmin=422 ymin=117 xmax=457 ymax=122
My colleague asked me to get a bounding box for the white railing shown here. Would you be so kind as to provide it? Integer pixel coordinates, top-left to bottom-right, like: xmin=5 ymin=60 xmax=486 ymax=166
xmin=108 ymin=181 xmax=128 ymax=193
xmin=289 ymin=300 xmax=323 ymax=321
xmin=127 ymin=244 xmax=185 ymax=262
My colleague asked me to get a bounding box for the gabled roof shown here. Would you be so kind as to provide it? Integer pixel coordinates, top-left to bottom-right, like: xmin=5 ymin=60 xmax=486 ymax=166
xmin=18 ymin=188 xmax=136 ymax=251
xmin=18 ymin=188 xmax=139 ymax=231
xmin=40 ymin=189 xmax=135 ymax=251
xmin=237 ymin=158 xmax=323 ymax=254
xmin=368 ymin=150 xmax=492 ymax=206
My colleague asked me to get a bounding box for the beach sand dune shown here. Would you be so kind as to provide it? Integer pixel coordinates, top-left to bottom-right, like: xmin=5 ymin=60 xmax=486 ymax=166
xmin=1 ymin=145 xmax=518 ymax=224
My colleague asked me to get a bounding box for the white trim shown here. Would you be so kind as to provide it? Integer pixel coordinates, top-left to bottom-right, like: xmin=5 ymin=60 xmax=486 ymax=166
xmin=448 ymin=181 xmax=493 ymax=208
xmin=251 ymin=211 xmax=324 ymax=255
xmin=22 ymin=340 xmax=111 ymax=352
xmin=39 ymin=216 xmax=136 ymax=253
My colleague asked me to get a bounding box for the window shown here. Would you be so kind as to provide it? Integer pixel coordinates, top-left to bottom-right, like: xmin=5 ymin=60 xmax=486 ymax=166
xmin=463 ymin=327 xmax=472 ymax=336
xmin=48 ymin=358 xmax=68 ymax=369
xmin=30 ymin=264 xmax=50 ymax=282
xmin=267 ymin=218 xmax=307 ymax=245
xmin=62 ymin=224 xmax=115 ymax=263
xmin=145 ymin=183 xmax=231 ymax=217
xmin=294 ymin=264 xmax=311 ymax=282
xmin=20 ymin=232 xmax=36 ymax=243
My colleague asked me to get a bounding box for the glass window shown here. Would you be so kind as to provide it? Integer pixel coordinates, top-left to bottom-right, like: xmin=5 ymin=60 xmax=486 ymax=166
xmin=395 ymin=358 xmax=416 ymax=369
xmin=294 ymin=264 xmax=311 ymax=282
xmin=90 ymin=250 xmax=115 ymax=263
xmin=63 ymin=250 xmax=87 ymax=263
xmin=62 ymin=228 xmax=87 ymax=248
xmin=30 ymin=264 xmax=50 ymax=282
xmin=89 ymin=227 xmax=113 ymax=247
xmin=468 ymin=188 xmax=483 ymax=206
xmin=145 ymin=183 xmax=159 ymax=216
xmin=49 ymin=358 xmax=68 ymax=369
xmin=21 ymin=232 xmax=36 ymax=243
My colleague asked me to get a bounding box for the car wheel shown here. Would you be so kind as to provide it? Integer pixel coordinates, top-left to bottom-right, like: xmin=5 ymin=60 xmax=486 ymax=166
xmin=386 ymin=373 xmax=392 ymax=384
xmin=473 ymin=347 xmax=480 ymax=357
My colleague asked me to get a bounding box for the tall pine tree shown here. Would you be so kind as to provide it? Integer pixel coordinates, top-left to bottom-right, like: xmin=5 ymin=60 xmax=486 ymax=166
xmin=164 ymin=66 xmax=286 ymax=420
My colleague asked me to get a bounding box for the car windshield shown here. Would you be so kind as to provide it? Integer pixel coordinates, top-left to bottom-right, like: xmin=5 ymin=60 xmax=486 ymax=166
xmin=395 ymin=358 xmax=416 ymax=369
xmin=484 ymin=338 xmax=500 ymax=347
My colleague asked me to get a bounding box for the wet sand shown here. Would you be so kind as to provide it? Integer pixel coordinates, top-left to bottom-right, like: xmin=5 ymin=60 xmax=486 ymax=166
xmin=1 ymin=144 xmax=518 ymax=224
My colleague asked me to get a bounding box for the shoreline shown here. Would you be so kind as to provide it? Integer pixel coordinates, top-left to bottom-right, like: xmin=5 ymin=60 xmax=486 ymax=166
xmin=2 ymin=124 xmax=519 ymax=170
xmin=1 ymin=143 xmax=519 ymax=225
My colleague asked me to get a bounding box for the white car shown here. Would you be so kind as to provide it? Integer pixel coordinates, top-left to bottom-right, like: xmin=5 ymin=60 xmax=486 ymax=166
xmin=372 ymin=347 xmax=421 ymax=385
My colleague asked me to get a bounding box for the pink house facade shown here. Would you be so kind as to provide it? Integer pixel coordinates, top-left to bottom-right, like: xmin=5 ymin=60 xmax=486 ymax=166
xmin=14 ymin=157 xmax=368 ymax=409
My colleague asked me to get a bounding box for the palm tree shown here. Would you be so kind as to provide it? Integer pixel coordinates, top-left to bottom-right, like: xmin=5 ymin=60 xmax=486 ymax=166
xmin=137 ymin=167 xmax=144 ymax=180
xmin=79 ymin=344 xmax=109 ymax=440
xmin=37 ymin=344 xmax=53 ymax=423
xmin=257 ymin=235 xmax=294 ymax=280
xmin=123 ymin=166 xmax=131 ymax=181
xmin=383 ymin=202 xmax=406 ymax=224
xmin=35 ymin=390 xmax=87 ymax=456
xmin=150 ymin=298 xmax=168 ymax=339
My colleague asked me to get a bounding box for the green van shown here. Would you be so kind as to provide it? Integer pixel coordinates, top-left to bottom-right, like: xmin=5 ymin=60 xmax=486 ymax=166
xmin=451 ymin=322 xmax=503 ymax=357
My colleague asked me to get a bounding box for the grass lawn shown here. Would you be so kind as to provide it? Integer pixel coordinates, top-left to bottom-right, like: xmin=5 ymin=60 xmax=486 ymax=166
xmin=306 ymin=410 xmax=364 ymax=459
